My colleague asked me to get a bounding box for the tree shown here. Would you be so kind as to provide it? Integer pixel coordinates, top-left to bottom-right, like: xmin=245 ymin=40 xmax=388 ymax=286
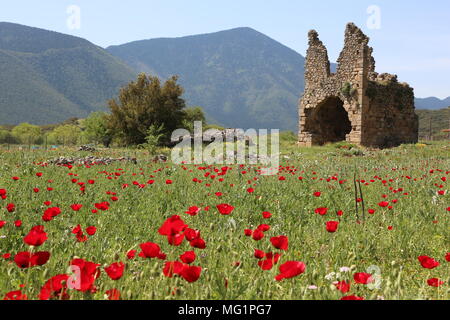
xmin=107 ymin=73 xmax=186 ymax=146
xmin=0 ymin=129 xmax=13 ymax=144
xmin=81 ymin=112 xmax=112 ymax=147
xmin=48 ymin=125 xmax=81 ymax=145
xmin=182 ymin=107 xmax=207 ymax=131
xmin=11 ymin=123 xmax=42 ymax=144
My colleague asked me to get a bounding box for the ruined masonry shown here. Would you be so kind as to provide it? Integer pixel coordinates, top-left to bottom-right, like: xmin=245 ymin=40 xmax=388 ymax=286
xmin=298 ymin=23 xmax=419 ymax=148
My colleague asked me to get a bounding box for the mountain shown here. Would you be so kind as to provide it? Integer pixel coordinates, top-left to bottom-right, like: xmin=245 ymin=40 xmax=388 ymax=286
xmin=415 ymin=97 xmax=450 ymax=110
xmin=0 ymin=22 xmax=136 ymax=125
xmin=107 ymin=27 xmax=314 ymax=131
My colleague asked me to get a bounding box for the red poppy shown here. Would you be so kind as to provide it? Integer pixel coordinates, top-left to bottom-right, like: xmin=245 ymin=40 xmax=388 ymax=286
xmin=127 ymin=250 xmax=137 ymax=260
xmin=180 ymin=251 xmax=196 ymax=264
xmin=105 ymin=262 xmax=125 ymax=280
xmin=252 ymin=229 xmax=265 ymax=241
xmin=180 ymin=265 xmax=202 ymax=283
xmin=3 ymin=290 xmax=28 ymax=300
xmin=14 ymin=220 xmax=22 ymax=227
xmin=427 ymin=278 xmax=444 ymax=287
xmin=14 ymin=251 xmax=50 ymax=269
xmin=0 ymin=221 xmax=5 ymax=228
xmin=335 ymin=280 xmax=351 ymax=293
xmin=341 ymin=295 xmax=364 ymax=300
xmin=326 ymin=221 xmax=339 ymax=233
xmin=72 ymin=225 xmax=87 ymax=242
xmin=275 ymin=261 xmax=306 ymax=281
xmin=105 ymin=289 xmax=121 ymax=300
xmin=86 ymin=226 xmax=97 ymax=236
xmin=254 ymin=249 xmax=265 ymax=259
xmin=159 ymin=215 xmax=188 ymax=237
xmin=94 ymin=202 xmax=110 ymax=211
xmin=184 ymin=228 xmax=201 ymax=241
xmin=6 ymin=203 xmax=15 ymax=212
xmin=24 ymin=225 xmax=48 ymax=246
xmin=42 ymin=207 xmax=62 ymax=222
xmin=190 ymin=237 xmax=206 ymax=249
xmin=262 ymin=211 xmax=272 ymax=219
xmin=313 ymin=192 xmax=321 ymax=197
xmin=378 ymin=201 xmax=389 ymax=208
xmin=139 ymin=242 xmax=166 ymax=260
xmin=315 ymin=207 xmax=328 ymax=216
xmin=70 ymin=204 xmax=83 ymax=211
xmin=217 ymin=203 xmax=235 ymax=215
xmin=257 ymin=224 xmax=271 ymax=232
xmin=185 ymin=206 xmax=201 ymax=216
xmin=270 ymin=236 xmax=289 ymax=251
xmin=70 ymin=258 xmax=101 ymax=292
xmin=168 ymin=233 xmax=185 ymax=246
xmin=446 ymin=253 xmax=450 ymax=262
xmin=39 ymin=274 xmax=70 ymax=300
xmin=418 ymin=256 xmax=440 ymax=269
xmin=163 ymin=261 xmax=184 ymax=278
xmin=258 ymin=252 xmax=281 ymax=271
xmin=353 ymin=272 xmax=373 ymax=284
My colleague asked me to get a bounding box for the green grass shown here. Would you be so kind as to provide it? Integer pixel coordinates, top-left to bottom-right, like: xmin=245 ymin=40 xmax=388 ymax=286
xmin=0 ymin=141 xmax=448 ymax=300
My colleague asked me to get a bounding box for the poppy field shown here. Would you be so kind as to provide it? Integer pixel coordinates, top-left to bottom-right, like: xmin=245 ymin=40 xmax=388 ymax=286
xmin=0 ymin=142 xmax=449 ymax=300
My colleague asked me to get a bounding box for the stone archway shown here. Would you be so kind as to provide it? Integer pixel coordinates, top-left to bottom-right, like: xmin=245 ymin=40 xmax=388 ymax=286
xmin=304 ymin=96 xmax=352 ymax=145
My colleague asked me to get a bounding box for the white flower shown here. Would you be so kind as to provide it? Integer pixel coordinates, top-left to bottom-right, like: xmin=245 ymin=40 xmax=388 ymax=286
xmin=308 ymin=285 xmax=318 ymax=290
xmin=325 ymin=272 xmax=336 ymax=281
xmin=340 ymin=267 xmax=351 ymax=273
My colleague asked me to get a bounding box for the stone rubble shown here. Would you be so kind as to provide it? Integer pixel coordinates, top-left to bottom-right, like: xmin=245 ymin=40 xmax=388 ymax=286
xmin=49 ymin=156 xmax=137 ymax=166
xmin=78 ymin=145 xmax=96 ymax=152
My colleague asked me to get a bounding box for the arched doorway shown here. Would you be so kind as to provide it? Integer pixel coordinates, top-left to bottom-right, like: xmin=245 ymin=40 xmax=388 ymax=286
xmin=305 ymin=97 xmax=352 ymax=145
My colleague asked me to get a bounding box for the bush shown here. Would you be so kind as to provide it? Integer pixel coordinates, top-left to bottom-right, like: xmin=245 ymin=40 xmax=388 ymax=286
xmin=138 ymin=124 xmax=165 ymax=155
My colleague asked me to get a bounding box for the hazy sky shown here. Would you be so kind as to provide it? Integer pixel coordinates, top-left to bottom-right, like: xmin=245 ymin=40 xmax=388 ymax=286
xmin=1 ymin=0 xmax=449 ymax=98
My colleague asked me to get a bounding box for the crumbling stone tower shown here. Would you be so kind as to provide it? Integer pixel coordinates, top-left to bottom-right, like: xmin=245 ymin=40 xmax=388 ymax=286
xmin=298 ymin=23 xmax=419 ymax=148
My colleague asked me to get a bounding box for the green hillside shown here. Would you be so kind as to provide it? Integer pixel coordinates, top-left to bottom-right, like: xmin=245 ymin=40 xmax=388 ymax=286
xmin=416 ymin=107 xmax=450 ymax=140
xmin=0 ymin=22 xmax=136 ymax=125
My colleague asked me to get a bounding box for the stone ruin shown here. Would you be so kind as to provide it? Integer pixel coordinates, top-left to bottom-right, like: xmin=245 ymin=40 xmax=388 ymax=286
xmin=298 ymin=23 xmax=419 ymax=148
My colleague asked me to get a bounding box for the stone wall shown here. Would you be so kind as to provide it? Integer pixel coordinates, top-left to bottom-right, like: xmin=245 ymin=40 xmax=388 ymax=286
xmin=298 ymin=23 xmax=418 ymax=148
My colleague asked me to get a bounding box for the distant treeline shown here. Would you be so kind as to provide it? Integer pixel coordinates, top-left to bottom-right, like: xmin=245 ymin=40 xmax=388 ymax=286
xmin=1 ymin=102 xmax=448 ymax=147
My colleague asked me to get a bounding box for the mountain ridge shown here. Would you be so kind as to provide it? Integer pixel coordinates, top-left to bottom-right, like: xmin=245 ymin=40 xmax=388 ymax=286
xmin=414 ymin=96 xmax=450 ymax=110
xmin=107 ymin=26 xmax=309 ymax=130
xmin=0 ymin=21 xmax=447 ymax=129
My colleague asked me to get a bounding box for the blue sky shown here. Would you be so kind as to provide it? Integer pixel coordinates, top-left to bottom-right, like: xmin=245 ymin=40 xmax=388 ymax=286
xmin=1 ymin=0 xmax=449 ymax=98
